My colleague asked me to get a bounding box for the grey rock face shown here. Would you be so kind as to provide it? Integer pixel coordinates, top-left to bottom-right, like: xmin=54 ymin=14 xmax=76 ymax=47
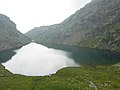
xmin=0 ymin=14 xmax=31 ymax=51
xmin=26 ymin=0 xmax=120 ymax=51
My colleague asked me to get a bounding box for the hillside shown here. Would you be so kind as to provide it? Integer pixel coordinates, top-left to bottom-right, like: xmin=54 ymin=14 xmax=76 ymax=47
xmin=26 ymin=0 xmax=120 ymax=51
xmin=0 ymin=14 xmax=31 ymax=51
xmin=0 ymin=63 xmax=120 ymax=90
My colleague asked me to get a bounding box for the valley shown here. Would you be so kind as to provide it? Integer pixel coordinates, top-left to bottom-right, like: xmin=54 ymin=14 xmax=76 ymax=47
xmin=0 ymin=0 xmax=120 ymax=89
xmin=26 ymin=0 xmax=120 ymax=51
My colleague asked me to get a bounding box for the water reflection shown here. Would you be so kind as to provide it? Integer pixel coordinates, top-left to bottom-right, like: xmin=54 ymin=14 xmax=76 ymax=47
xmin=2 ymin=43 xmax=78 ymax=76
xmin=1 ymin=42 xmax=120 ymax=76
xmin=40 ymin=42 xmax=120 ymax=65
xmin=0 ymin=49 xmax=16 ymax=63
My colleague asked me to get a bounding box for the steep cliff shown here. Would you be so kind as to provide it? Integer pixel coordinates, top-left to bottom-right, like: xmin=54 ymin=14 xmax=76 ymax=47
xmin=26 ymin=0 xmax=120 ymax=51
xmin=0 ymin=14 xmax=31 ymax=51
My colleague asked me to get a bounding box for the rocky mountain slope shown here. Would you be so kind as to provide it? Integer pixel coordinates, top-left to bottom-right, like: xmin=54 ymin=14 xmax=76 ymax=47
xmin=26 ymin=0 xmax=120 ymax=51
xmin=0 ymin=14 xmax=31 ymax=51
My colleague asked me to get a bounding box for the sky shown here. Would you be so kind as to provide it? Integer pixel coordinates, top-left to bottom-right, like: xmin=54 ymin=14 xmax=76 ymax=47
xmin=0 ymin=0 xmax=92 ymax=33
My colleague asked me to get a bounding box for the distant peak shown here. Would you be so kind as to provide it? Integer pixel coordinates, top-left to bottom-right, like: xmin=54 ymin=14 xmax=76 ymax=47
xmin=0 ymin=14 xmax=10 ymax=20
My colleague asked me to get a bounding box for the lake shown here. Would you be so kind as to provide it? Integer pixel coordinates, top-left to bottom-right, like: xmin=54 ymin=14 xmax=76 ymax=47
xmin=1 ymin=42 xmax=120 ymax=76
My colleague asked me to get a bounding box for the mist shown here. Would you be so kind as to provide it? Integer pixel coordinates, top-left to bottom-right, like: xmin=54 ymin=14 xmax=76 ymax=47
xmin=0 ymin=0 xmax=92 ymax=33
xmin=2 ymin=43 xmax=79 ymax=76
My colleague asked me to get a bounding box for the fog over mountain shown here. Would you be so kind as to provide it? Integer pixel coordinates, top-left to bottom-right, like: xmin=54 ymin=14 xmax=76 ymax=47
xmin=0 ymin=0 xmax=91 ymax=33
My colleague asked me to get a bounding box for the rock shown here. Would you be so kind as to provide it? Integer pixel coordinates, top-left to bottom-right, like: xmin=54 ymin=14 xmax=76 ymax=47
xmin=0 ymin=14 xmax=31 ymax=51
xmin=26 ymin=0 xmax=120 ymax=51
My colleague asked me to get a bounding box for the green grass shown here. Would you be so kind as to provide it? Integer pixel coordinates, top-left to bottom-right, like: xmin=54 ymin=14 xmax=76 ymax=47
xmin=78 ymin=37 xmax=101 ymax=48
xmin=0 ymin=64 xmax=120 ymax=90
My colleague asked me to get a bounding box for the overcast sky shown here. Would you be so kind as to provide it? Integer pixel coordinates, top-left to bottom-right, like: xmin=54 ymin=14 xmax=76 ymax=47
xmin=0 ymin=0 xmax=91 ymax=33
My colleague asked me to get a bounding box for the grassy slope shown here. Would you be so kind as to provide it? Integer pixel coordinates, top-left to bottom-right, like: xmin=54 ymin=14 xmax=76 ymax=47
xmin=0 ymin=64 xmax=120 ymax=90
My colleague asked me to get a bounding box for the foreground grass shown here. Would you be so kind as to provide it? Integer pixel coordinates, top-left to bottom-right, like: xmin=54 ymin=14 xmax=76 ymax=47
xmin=0 ymin=64 xmax=120 ymax=90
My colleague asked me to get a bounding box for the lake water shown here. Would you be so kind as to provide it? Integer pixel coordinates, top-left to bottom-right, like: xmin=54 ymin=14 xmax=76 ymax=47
xmin=2 ymin=43 xmax=78 ymax=76
xmin=1 ymin=42 xmax=120 ymax=76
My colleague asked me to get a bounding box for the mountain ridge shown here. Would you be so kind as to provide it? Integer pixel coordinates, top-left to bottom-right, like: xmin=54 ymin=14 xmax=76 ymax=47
xmin=26 ymin=0 xmax=120 ymax=51
xmin=0 ymin=14 xmax=31 ymax=51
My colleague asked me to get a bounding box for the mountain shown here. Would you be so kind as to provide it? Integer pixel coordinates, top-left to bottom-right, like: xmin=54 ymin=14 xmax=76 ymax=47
xmin=0 ymin=14 xmax=31 ymax=51
xmin=26 ymin=0 xmax=120 ymax=51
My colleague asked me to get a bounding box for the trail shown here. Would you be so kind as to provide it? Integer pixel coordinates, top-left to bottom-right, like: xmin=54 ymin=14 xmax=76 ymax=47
xmin=79 ymin=75 xmax=98 ymax=90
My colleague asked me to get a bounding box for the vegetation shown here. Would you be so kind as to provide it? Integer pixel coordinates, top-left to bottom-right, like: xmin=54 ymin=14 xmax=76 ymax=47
xmin=0 ymin=64 xmax=120 ymax=90
xmin=0 ymin=0 xmax=120 ymax=89
xmin=78 ymin=36 xmax=101 ymax=48
xmin=26 ymin=0 xmax=120 ymax=51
